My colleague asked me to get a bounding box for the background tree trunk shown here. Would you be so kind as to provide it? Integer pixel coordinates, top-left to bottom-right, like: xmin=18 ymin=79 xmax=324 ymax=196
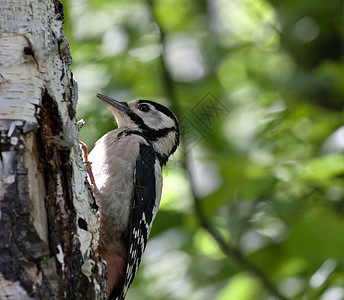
xmin=0 ymin=0 xmax=106 ymax=298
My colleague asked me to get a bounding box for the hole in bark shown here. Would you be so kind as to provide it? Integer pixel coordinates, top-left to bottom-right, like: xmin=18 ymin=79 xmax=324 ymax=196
xmin=78 ymin=218 xmax=88 ymax=231
xmin=23 ymin=46 xmax=34 ymax=56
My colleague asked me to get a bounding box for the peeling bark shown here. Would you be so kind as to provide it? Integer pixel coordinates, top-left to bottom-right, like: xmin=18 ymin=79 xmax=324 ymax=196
xmin=0 ymin=0 xmax=106 ymax=299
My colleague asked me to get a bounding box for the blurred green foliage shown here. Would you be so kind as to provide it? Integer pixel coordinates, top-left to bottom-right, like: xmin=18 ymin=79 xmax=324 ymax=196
xmin=61 ymin=0 xmax=344 ymax=299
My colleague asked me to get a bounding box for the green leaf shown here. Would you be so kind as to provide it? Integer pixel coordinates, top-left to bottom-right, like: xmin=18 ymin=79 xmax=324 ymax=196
xmin=301 ymin=154 xmax=344 ymax=180
xmin=216 ymin=274 xmax=262 ymax=300
xmin=286 ymin=209 xmax=344 ymax=264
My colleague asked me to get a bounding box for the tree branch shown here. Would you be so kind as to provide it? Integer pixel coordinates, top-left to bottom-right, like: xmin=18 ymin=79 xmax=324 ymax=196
xmin=146 ymin=1 xmax=289 ymax=299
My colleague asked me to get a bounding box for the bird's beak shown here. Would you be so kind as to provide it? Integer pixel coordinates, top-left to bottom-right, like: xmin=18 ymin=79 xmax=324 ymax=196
xmin=96 ymin=93 xmax=130 ymax=113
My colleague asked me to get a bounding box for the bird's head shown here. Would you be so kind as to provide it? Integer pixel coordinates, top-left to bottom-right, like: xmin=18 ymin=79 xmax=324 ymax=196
xmin=97 ymin=93 xmax=179 ymax=162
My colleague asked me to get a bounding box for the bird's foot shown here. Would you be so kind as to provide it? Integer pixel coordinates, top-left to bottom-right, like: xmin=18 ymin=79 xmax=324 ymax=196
xmin=79 ymin=141 xmax=96 ymax=187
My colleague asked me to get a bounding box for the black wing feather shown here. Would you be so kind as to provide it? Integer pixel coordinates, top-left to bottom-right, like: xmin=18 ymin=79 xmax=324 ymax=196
xmin=118 ymin=144 xmax=158 ymax=300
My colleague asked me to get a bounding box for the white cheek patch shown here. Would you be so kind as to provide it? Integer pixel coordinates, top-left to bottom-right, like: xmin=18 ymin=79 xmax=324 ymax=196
xmin=158 ymin=113 xmax=175 ymax=128
xmin=127 ymin=100 xmax=177 ymax=130
xmin=141 ymin=111 xmax=175 ymax=130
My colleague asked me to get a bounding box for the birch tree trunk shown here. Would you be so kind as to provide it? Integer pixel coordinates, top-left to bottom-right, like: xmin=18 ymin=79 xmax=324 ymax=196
xmin=0 ymin=0 xmax=106 ymax=298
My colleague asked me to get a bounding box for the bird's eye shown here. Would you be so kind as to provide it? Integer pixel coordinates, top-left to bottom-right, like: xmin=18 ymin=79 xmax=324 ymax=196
xmin=138 ymin=104 xmax=150 ymax=112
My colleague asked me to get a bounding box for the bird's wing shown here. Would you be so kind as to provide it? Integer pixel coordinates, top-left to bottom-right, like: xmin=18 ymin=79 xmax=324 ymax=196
xmin=118 ymin=144 xmax=161 ymax=300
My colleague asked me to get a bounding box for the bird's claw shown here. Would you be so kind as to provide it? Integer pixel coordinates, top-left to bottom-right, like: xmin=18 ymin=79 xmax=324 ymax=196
xmin=79 ymin=141 xmax=96 ymax=187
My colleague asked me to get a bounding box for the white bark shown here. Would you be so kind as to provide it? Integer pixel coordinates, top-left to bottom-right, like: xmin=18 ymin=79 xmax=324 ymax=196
xmin=0 ymin=0 xmax=106 ymax=298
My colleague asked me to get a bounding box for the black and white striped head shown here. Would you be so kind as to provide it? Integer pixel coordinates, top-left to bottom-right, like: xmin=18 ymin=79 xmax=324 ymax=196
xmin=97 ymin=94 xmax=179 ymax=162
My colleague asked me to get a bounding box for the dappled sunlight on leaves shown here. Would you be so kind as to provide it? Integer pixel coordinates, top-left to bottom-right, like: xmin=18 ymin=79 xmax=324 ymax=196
xmin=61 ymin=0 xmax=344 ymax=298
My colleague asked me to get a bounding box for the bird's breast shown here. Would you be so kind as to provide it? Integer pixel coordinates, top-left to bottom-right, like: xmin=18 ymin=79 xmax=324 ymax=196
xmin=89 ymin=130 xmax=148 ymax=232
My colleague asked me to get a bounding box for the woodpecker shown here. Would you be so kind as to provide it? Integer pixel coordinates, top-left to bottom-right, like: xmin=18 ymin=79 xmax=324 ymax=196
xmin=87 ymin=94 xmax=179 ymax=299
